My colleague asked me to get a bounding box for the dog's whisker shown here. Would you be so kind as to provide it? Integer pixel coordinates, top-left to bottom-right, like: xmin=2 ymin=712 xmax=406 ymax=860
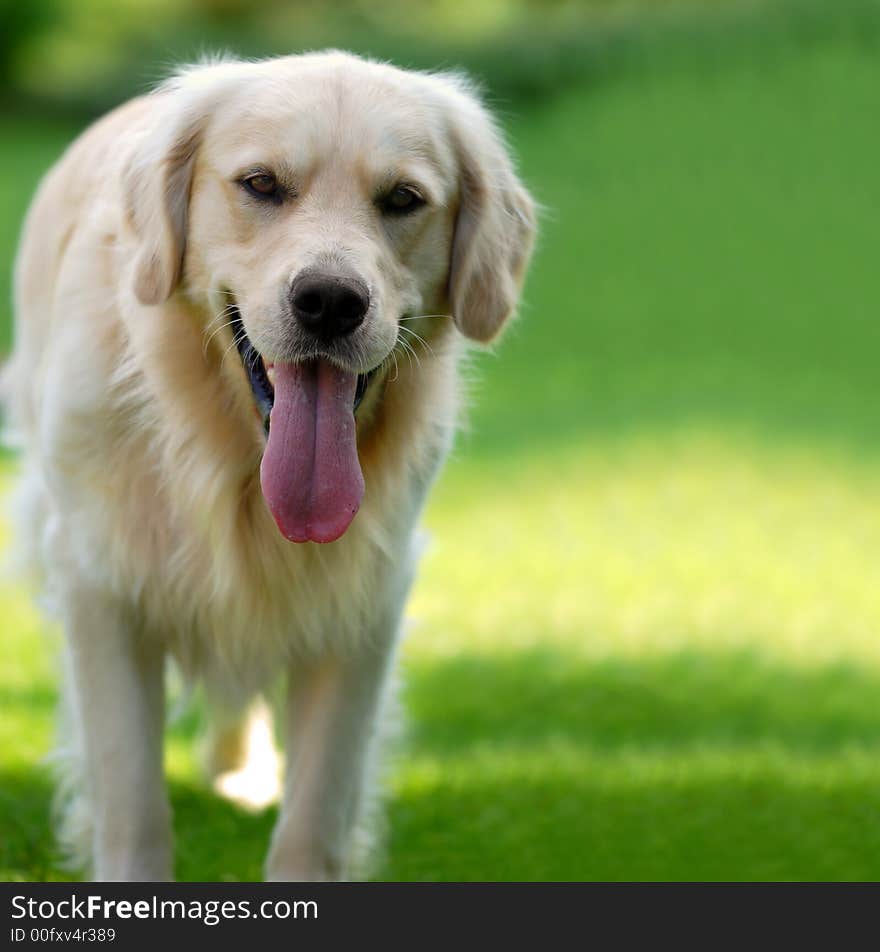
xmin=203 ymin=308 xmax=238 ymax=337
xmin=203 ymin=322 xmax=239 ymax=355
xmin=202 ymin=317 xmax=240 ymax=356
xmin=387 ymin=346 xmax=400 ymax=383
xmin=396 ymin=334 xmax=422 ymax=373
xmin=397 ymin=325 xmax=428 ymax=357
xmin=398 ymin=325 xmax=435 ymax=358
xmin=399 ymin=338 xmax=421 ymax=371
xmin=202 ymin=304 xmax=238 ymax=334
xmin=220 ymin=329 xmax=248 ymax=371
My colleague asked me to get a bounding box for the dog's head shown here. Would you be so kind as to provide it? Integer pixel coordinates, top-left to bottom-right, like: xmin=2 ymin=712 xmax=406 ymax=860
xmin=124 ymin=52 xmax=535 ymax=543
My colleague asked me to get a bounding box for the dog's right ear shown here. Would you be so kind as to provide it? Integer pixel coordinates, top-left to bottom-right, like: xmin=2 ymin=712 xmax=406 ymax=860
xmin=123 ymin=105 xmax=203 ymax=306
xmin=122 ymin=72 xmax=224 ymax=306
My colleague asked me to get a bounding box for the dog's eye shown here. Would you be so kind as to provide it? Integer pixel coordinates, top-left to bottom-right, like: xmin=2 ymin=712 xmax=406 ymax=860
xmin=381 ymin=185 xmax=425 ymax=215
xmin=242 ymin=173 xmax=280 ymax=200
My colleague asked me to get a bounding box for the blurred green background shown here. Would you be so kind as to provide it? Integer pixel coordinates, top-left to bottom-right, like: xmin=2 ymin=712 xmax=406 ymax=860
xmin=3 ymin=0 xmax=880 ymax=881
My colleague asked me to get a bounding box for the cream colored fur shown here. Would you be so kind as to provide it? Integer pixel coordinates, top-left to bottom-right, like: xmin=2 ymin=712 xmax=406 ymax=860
xmin=6 ymin=51 xmax=535 ymax=881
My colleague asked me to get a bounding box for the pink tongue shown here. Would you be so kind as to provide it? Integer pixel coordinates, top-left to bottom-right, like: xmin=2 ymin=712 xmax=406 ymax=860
xmin=260 ymin=361 xmax=364 ymax=543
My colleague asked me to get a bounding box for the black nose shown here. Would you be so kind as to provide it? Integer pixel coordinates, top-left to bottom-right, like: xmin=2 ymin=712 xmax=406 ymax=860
xmin=290 ymin=270 xmax=370 ymax=339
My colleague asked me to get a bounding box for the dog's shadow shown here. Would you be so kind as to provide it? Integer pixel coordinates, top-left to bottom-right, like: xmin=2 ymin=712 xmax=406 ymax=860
xmin=0 ymin=765 xmax=276 ymax=882
xmin=385 ymin=647 xmax=880 ymax=881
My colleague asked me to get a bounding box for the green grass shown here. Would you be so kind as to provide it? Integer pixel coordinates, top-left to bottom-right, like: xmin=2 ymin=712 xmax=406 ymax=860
xmin=3 ymin=13 xmax=880 ymax=880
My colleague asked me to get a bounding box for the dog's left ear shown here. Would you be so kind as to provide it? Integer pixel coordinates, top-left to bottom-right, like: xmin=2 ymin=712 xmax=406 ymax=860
xmin=444 ymin=82 xmax=537 ymax=344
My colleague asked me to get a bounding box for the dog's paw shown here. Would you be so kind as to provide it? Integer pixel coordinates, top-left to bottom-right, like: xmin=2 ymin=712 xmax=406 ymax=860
xmin=213 ymin=760 xmax=281 ymax=812
xmin=210 ymin=703 xmax=281 ymax=811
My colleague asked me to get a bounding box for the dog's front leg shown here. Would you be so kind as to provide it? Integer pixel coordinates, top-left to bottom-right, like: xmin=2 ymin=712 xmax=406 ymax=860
xmin=63 ymin=587 xmax=172 ymax=881
xmin=265 ymin=639 xmax=396 ymax=882
xmin=265 ymin=566 xmax=412 ymax=882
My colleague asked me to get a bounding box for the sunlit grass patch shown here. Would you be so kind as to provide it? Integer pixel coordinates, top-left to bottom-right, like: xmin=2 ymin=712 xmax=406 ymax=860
xmin=411 ymin=430 xmax=880 ymax=669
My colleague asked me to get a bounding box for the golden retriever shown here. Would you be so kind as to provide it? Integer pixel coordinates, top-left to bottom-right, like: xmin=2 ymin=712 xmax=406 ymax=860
xmin=4 ymin=51 xmax=535 ymax=881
